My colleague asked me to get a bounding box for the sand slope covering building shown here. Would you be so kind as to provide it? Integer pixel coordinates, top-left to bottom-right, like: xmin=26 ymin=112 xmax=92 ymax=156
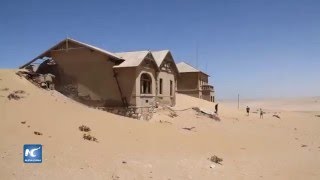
xmin=176 ymin=62 xmax=215 ymax=102
xmin=20 ymin=38 xmax=179 ymax=109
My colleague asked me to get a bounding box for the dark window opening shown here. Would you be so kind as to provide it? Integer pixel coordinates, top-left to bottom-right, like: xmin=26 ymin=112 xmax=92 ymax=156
xmin=140 ymin=73 xmax=152 ymax=94
xmin=170 ymin=80 xmax=173 ymax=96
xmin=159 ymin=78 xmax=163 ymax=94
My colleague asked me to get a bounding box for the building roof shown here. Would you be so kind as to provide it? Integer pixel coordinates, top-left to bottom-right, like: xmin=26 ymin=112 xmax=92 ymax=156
xmin=152 ymin=50 xmax=179 ymax=75
xmin=67 ymin=38 xmax=119 ymax=59
xmin=176 ymin=62 xmax=201 ymax=72
xmin=151 ymin=50 xmax=170 ymax=67
xmin=113 ymin=51 xmax=159 ymax=70
xmin=20 ymin=38 xmax=121 ymax=68
xmin=114 ymin=51 xmax=149 ymax=68
xmin=176 ymin=62 xmax=209 ymax=76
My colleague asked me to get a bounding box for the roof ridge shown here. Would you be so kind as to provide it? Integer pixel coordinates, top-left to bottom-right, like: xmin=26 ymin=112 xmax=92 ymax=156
xmin=114 ymin=50 xmax=150 ymax=54
xmin=151 ymin=50 xmax=170 ymax=52
xmin=178 ymin=61 xmax=200 ymax=71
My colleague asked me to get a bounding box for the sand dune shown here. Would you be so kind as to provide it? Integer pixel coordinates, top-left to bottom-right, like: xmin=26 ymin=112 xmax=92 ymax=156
xmin=0 ymin=69 xmax=320 ymax=180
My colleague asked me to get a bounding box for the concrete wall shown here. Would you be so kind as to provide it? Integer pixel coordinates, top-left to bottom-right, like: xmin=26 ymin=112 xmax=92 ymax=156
xmin=202 ymin=90 xmax=214 ymax=102
xmin=199 ymin=73 xmax=209 ymax=88
xmin=177 ymin=72 xmax=200 ymax=98
xmin=115 ymin=67 xmax=137 ymax=106
xmin=199 ymin=73 xmax=214 ymax=102
xmin=177 ymin=71 xmax=215 ymax=102
xmin=177 ymin=72 xmax=199 ymax=90
xmin=157 ymin=71 xmax=176 ymax=106
xmin=202 ymin=91 xmax=211 ymax=101
xmin=134 ymin=61 xmax=157 ymax=107
xmin=50 ymin=47 xmax=123 ymax=106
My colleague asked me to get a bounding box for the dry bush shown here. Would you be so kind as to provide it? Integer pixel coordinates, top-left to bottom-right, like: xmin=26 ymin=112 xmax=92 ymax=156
xmin=34 ymin=131 xmax=43 ymax=135
xmin=7 ymin=90 xmax=26 ymax=100
xmin=83 ymin=134 xmax=98 ymax=142
xmin=7 ymin=93 xmax=23 ymax=100
xmin=209 ymin=155 xmax=223 ymax=164
xmin=79 ymin=125 xmax=91 ymax=132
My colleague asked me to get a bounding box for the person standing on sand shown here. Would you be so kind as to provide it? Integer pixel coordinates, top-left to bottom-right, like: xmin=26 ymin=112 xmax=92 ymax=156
xmin=215 ymin=103 xmax=219 ymax=115
xmin=246 ymin=106 xmax=250 ymax=116
xmin=260 ymin=108 xmax=264 ymax=119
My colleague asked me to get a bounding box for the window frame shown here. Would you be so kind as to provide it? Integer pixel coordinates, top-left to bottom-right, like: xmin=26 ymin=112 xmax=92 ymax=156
xmin=140 ymin=73 xmax=152 ymax=94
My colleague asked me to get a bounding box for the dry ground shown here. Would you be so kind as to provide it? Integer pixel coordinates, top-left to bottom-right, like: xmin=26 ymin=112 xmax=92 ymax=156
xmin=0 ymin=69 xmax=320 ymax=180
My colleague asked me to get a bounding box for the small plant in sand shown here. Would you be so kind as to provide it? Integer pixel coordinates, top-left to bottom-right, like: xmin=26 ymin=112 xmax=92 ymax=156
xmin=83 ymin=134 xmax=98 ymax=142
xmin=7 ymin=93 xmax=23 ymax=100
xmin=79 ymin=125 xmax=91 ymax=132
xmin=34 ymin=131 xmax=43 ymax=135
xmin=7 ymin=90 xmax=26 ymax=100
xmin=209 ymin=155 xmax=223 ymax=164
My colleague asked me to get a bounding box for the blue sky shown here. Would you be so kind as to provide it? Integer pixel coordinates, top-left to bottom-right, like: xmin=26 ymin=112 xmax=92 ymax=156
xmin=0 ymin=0 xmax=319 ymax=99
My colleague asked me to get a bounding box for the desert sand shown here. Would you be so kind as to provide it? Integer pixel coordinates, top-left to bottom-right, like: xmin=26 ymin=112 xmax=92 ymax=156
xmin=0 ymin=69 xmax=320 ymax=180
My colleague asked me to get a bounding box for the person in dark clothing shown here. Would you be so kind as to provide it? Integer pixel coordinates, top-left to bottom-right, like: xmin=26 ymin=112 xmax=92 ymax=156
xmin=246 ymin=106 xmax=250 ymax=116
xmin=215 ymin=103 xmax=219 ymax=115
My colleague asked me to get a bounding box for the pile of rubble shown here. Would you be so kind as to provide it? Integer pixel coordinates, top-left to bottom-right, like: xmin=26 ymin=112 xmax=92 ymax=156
xmin=16 ymin=70 xmax=55 ymax=90
xmin=98 ymin=106 xmax=155 ymax=121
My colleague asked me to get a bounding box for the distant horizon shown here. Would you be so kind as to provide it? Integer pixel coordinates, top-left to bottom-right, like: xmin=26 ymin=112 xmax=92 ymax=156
xmin=219 ymin=95 xmax=320 ymax=101
xmin=1 ymin=0 xmax=319 ymax=99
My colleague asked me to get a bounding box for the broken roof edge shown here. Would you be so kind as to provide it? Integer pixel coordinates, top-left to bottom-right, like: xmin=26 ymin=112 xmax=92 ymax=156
xmin=19 ymin=38 xmax=122 ymax=69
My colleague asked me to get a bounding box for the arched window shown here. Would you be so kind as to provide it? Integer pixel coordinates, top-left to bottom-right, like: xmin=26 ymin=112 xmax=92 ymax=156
xmin=140 ymin=73 xmax=152 ymax=94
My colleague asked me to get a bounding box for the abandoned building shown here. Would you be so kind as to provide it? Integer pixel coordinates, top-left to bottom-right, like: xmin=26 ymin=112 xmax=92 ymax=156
xmin=176 ymin=62 xmax=215 ymax=102
xmin=20 ymin=38 xmax=179 ymax=110
xmin=113 ymin=50 xmax=160 ymax=107
xmin=151 ymin=50 xmax=179 ymax=106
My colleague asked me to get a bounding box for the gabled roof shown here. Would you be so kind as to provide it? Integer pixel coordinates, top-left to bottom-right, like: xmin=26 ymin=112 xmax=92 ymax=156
xmin=176 ymin=62 xmax=209 ymax=76
xmin=151 ymin=50 xmax=170 ymax=67
xmin=67 ymin=38 xmax=119 ymax=59
xmin=152 ymin=50 xmax=179 ymax=75
xmin=20 ymin=38 xmax=122 ymax=69
xmin=176 ymin=62 xmax=200 ymax=72
xmin=113 ymin=51 xmax=159 ymax=70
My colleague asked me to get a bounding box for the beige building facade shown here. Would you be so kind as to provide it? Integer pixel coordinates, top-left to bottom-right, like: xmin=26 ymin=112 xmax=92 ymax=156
xmin=176 ymin=62 xmax=215 ymax=102
xmin=114 ymin=51 xmax=159 ymax=107
xmin=20 ymin=38 xmax=178 ymax=108
xmin=152 ymin=50 xmax=179 ymax=106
